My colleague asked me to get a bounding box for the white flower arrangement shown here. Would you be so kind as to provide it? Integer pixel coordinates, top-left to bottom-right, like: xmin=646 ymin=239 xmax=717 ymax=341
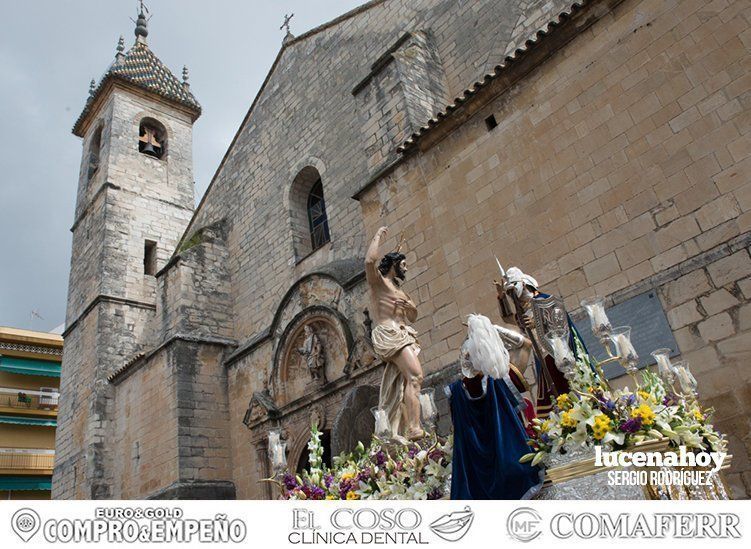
xmin=274 ymin=423 xmax=452 ymax=500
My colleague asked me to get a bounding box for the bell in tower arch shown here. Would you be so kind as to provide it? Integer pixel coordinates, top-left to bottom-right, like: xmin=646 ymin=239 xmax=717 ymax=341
xmin=138 ymin=121 xmax=164 ymax=159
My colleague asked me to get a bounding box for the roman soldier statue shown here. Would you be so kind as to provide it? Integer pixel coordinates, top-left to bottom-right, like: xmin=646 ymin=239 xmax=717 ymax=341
xmin=494 ymin=266 xmax=592 ymax=418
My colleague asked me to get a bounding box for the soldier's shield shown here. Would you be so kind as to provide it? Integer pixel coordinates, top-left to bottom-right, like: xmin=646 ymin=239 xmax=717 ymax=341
xmin=532 ymin=295 xmax=570 ymax=356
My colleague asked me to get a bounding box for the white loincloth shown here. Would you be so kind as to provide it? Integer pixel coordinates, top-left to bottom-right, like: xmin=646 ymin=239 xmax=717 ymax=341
xmin=371 ymin=323 xmax=420 ymax=438
xmin=371 ymin=323 xmax=420 ymax=361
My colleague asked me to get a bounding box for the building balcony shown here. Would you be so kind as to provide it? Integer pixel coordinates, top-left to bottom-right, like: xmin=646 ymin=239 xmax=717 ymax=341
xmin=0 ymin=448 xmax=54 ymax=475
xmin=0 ymin=387 xmax=58 ymax=417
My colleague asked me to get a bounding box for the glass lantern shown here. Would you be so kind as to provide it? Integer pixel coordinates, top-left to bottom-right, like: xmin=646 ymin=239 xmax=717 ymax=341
xmin=609 ymin=326 xmax=639 ymax=374
xmin=545 ymin=329 xmax=575 ymax=379
xmin=580 ymin=297 xmax=613 ymax=342
xmin=267 ymin=428 xmax=287 ymax=474
xmin=419 ymin=388 xmax=437 ymax=431
xmin=371 ymin=406 xmax=392 ymax=439
xmin=672 ymin=360 xmax=698 ymax=396
xmin=651 ymin=348 xmax=674 ymax=384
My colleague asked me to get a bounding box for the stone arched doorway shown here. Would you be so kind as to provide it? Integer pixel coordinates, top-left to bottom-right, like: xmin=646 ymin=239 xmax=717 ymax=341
xmin=331 ymin=384 xmax=380 ymax=456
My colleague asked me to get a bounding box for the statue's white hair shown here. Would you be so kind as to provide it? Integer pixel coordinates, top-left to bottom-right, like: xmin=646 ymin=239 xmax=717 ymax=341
xmin=464 ymin=313 xmax=510 ymax=379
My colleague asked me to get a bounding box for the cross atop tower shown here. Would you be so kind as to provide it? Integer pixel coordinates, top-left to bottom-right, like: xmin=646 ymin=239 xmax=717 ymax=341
xmin=280 ymin=13 xmax=294 ymax=41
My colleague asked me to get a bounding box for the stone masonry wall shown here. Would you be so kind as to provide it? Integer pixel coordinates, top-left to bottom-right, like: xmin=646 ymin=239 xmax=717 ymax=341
xmin=157 ymin=220 xmax=234 ymax=342
xmin=359 ymin=0 xmax=751 ymax=496
xmin=354 ymin=30 xmax=450 ymax=174
xmin=658 ymin=246 xmax=751 ymax=496
xmin=112 ymin=350 xmax=178 ymax=499
xmin=179 ymin=0 xmax=576 ymax=348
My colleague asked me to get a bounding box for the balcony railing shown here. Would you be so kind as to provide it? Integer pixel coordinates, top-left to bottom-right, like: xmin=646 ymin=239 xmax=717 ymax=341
xmin=0 ymin=448 xmax=55 ymax=471
xmin=0 ymin=387 xmax=59 ymax=411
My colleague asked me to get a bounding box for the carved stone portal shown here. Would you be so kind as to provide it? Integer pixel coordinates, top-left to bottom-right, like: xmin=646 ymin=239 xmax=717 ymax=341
xmin=274 ymin=308 xmax=351 ymax=405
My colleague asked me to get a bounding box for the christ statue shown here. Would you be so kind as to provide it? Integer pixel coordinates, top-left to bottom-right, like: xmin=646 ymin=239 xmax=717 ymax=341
xmin=365 ymin=226 xmax=424 ymax=441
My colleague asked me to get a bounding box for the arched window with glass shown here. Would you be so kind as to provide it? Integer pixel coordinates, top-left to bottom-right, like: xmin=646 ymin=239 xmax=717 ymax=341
xmin=289 ymin=166 xmax=332 ymax=260
xmin=307 ymin=179 xmax=330 ymax=251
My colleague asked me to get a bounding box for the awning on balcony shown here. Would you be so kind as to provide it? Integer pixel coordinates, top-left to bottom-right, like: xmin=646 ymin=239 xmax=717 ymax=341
xmin=0 ymin=415 xmax=56 ymax=427
xmin=0 ymin=356 xmax=61 ymax=378
xmin=0 ymin=476 xmax=52 ymax=491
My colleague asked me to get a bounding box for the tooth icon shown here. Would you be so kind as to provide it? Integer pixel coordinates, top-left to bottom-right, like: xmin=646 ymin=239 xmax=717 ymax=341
xmin=430 ymin=506 xmax=474 ymax=542
xmin=12 ymin=508 xmax=41 ymax=542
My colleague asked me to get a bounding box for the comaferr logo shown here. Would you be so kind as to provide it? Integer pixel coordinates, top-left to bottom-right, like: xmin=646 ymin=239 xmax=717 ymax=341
xmin=550 ymin=513 xmax=741 ymax=539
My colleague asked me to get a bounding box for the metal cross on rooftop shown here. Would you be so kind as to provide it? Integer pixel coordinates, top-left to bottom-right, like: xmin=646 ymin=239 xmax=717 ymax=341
xmin=280 ymin=13 xmax=294 ymax=35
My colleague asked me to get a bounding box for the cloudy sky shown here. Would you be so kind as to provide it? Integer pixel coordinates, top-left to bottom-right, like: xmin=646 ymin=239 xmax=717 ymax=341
xmin=0 ymin=0 xmax=365 ymax=332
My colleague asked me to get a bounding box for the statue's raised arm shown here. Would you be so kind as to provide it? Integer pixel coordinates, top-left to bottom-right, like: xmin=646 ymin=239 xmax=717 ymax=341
xmin=365 ymin=226 xmax=388 ymax=286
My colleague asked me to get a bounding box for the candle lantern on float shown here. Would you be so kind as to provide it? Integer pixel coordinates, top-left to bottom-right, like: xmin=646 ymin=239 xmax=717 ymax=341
xmin=268 ymin=428 xmax=287 ymax=475
xmin=419 ymin=388 xmax=437 ymax=432
xmin=371 ymin=406 xmax=392 ymax=440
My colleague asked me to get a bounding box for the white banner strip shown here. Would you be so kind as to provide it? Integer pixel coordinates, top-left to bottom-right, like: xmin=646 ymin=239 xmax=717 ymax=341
xmin=0 ymin=499 xmax=748 ymax=548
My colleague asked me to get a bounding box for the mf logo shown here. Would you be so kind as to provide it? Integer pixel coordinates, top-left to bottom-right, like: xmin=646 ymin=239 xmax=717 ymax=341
xmin=507 ymin=507 xmax=542 ymax=542
xmin=292 ymin=509 xmax=319 ymax=530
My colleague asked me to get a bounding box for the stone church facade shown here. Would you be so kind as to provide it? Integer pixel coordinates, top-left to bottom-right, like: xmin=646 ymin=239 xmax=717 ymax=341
xmin=54 ymin=0 xmax=751 ymax=500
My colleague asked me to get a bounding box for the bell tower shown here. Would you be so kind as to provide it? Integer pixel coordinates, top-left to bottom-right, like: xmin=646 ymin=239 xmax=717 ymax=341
xmin=53 ymin=8 xmax=201 ymax=499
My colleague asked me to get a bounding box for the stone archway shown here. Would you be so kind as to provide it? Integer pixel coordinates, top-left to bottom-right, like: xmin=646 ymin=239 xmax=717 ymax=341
xmin=330 ymin=384 xmax=380 ymax=456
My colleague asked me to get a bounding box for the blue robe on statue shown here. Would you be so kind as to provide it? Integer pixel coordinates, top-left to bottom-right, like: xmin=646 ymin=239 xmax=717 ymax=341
xmin=449 ymin=376 xmax=543 ymax=500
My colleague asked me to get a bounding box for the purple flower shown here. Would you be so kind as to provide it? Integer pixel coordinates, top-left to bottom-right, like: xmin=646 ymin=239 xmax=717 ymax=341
xmin=428 ymin=448 xmax=444 ymax=462
xmin=599 ymin=398 xmax=616 ymax=412
xmin=356 ymin=468 xmax=372 ymax=483
xmin=427 ymin=488 xmax=442 ymax=500
xmin=323 ymin=473 xmax=334 ymax=488
xmin=282 ymin=473 xmax=298 ymax=491
xmin=338 ymin=479 xmax=353 ymax=500
xmin=310 ymin=486 xmax=326 ymax=500
xmin=540 ymin=433 xmax=550 ymax=444
xmin=373 ymin=450 xmax=386 ymax=466
xmin=407 ymin=446 xmax=418 ymax=458
xmin=619 ymin=417 xmax=642 ymax=433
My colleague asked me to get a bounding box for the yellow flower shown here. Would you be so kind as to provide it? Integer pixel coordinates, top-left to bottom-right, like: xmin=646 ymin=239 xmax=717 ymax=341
xmin=637 ymin=390 xmax=652 ymax=402
xmin=346 ymin=491 xmax=359 ymax=500
xmin=325 ymin=495 xmax=336 ymax=500
xmin=693 ymin=408 xmax=704 ymax=421
xmin=631 ymin=403 xmax=655 ymax=426
xmin=592 ymin=415 xmax=612 ymax=440
xmin=556 ymin=394 xmax=572 ymax=410
xmin=341 ymin=472 xmax=355 ymax=482
xmin=560 ymin=411 xmax=577 ymax=429
xmin=539 ymin=420 xmax=551 ymax=433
